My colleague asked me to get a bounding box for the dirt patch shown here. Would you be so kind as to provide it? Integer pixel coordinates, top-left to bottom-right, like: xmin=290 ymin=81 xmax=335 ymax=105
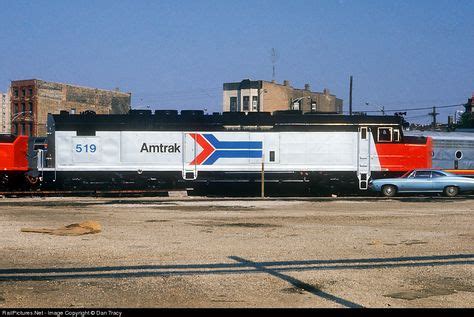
xmin=367 ymin=239 xmax=428 ymax=246
xmin=217 ymin=223 xmax=280 ymax=228
xmin=401 ymin=240 xmax=428 ymax=246
xmin=384 ymin=289 xmax=455 ymax=300
xmin=21 ymin=221 xmax=102 ymax=236
xmin=153 ymin=205 xmax=265 ymax=212
xmin=281 ymin=286 xmax=307 ymax=294
xmin=384 ymin=276 xmax=473 ymax=300
xmin=189 ymin=221 xmax=280 ymax=228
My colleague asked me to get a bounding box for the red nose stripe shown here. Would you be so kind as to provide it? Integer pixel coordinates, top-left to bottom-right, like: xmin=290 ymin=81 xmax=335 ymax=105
xmin=189 ymin=133 xmax=215 ymax=165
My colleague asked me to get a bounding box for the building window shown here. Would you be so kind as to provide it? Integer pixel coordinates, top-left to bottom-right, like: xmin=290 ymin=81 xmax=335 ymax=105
xmin=21 ymin=103 xmax=26 ymax=112
xmin=28 ymin=102 xmax=33 ymax=112
xmin=21 ymin=88 xmax=26 ymax=97
xmin=29 ymin=123 xmax=33 ymax=136
xmin=311 ymin=101 xmax=317 ymax=112
xmin=230 ymin=97 xmax=237 ymax=112
xmin=292 ymin=101 xmax=300 ymax=111
xmin=243 ymin=96 xmax=250 ymax=111
xmin=252 ymin=96 xmax=258 ymax=111
xmin=29 ymin=88 xmax=33 ymax=96
xmin=14 ymin=103 xmax=19 ymax=114
xmin=14 ymin=89 xmax=18 ymax=97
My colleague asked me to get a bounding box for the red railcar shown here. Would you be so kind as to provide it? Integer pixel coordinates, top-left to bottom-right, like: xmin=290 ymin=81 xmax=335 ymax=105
xmin=0 ymin=135 xmax=29 ymax=189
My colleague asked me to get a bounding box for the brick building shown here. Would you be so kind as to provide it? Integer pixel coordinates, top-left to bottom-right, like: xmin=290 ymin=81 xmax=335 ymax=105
xmin=1 ymin=90 xmax=11 ymax=134
xmin=10 ymin=79 xmax=131 ymax=136
xmin=222 ymin=79 xmax=343 ymax=114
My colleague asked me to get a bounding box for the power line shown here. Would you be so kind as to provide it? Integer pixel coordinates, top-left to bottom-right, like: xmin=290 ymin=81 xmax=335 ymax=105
xmin=354 ymin=103 xmax=464 ymax=113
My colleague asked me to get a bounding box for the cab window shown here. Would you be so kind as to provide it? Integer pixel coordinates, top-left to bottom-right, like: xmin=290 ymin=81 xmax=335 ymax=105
xmin=377 ymin=127 xmax=392 ymax=142
xmin=393 ymin=129 xmax=400 ymax=142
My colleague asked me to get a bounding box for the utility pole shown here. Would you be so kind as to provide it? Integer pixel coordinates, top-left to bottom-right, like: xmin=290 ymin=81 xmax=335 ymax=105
xmin=429 ymin=106 xmax=439 ymax=130
xmin=349 ymin=76 xmax=353 ymax=116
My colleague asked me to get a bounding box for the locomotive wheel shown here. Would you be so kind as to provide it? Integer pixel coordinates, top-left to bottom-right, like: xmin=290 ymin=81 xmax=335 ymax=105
xmin=26 ymin=175 xmax=39 ymax=185
xmin=25 ymin=174 xmax=41 ymax=190
xmin=443 ymin=186 xmax=458 ymax=197
xmin=382 ymin=185 xmax=397 ymax=197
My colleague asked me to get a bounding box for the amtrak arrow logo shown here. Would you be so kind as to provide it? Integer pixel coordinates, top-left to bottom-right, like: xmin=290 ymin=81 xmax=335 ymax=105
xmin=189 ymin=133 xmax=263 ymax=165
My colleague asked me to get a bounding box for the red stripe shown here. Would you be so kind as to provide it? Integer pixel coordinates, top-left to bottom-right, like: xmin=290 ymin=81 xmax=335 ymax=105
xmin=444 ymin=170 xmax=474 ymax=175
xmin=189 ymin=133 xmax=215 ymax=165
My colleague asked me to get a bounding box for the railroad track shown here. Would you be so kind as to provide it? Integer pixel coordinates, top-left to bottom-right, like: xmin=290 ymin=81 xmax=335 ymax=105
xmin=0 ymin=189 xmax=473 ymax=200
xmin=0 ymin=189 xmax=172 ymax=197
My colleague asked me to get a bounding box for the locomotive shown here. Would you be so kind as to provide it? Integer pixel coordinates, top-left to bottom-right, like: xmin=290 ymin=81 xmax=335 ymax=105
xmin=24 ymin=110 xmax=433 ymax=195
xmin=405 ymin=130 xmax=474 ymax=177
xmin=0 ymin=134 xmax=29 ymax=190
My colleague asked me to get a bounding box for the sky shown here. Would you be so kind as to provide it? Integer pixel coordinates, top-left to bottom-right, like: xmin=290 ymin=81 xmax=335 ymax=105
xmin=0 ymin=0 xmax=473 ymax=124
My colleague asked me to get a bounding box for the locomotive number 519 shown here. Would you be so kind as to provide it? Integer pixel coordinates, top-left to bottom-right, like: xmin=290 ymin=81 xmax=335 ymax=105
xmin=75 ymin=144 xmax=97 ymax=153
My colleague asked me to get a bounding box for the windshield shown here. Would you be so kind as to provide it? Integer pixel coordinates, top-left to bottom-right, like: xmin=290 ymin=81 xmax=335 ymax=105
xmin=400 ymin=170 xmax=414 ymax=178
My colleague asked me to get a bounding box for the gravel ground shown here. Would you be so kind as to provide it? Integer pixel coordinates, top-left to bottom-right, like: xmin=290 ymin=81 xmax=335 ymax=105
xmin=0 ymin=196 xmax=472 ymax=308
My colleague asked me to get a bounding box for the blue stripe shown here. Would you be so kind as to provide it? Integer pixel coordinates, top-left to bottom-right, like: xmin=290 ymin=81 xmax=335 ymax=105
xmin=203 ymin=134 xmax=263 ymax=150
xmin=203 ymin=150 xmax=263 ymax=165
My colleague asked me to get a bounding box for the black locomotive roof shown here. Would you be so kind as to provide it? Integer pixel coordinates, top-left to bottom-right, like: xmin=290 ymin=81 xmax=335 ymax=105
xmin=50 ymin=110 xmax=406 ymax=132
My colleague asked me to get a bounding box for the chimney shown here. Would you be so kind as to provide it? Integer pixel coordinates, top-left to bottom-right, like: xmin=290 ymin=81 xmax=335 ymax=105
xmin=323 ymin=88 xmax=330 ymax=95
xmin=283 ymin=80 xmax=290 ymax=86
xmin=304 ymin=84 xmax=311 ymax=91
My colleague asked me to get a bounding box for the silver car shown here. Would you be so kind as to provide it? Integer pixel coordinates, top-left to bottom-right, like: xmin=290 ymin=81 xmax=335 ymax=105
xmin=369 ymin=169 xmax=474 ymax=197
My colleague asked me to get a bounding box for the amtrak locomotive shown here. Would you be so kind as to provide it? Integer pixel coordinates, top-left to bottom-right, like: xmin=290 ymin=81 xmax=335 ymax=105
xmin=24 ymin=109 xmax=435 ymax=195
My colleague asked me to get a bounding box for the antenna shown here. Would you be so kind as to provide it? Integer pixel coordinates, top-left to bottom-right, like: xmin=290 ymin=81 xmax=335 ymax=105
xmin=349 ymin=76 xmax=353 ymax=115
xmin=271 ymin=48 xmax=279 ymax=81
xmin=428 ymin=106 xmax=439 ymax=130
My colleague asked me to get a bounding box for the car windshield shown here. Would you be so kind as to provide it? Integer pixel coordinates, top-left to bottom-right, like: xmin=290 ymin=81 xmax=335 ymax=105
xmin=400 ymin=170 xmax=414 ymax=178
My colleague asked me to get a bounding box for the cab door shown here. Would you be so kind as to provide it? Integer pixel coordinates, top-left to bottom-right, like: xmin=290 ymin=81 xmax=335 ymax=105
xmin=182 ymin=133 xmax=198 ymax=180
xmin=357 ymin=127 xmax=371 ymax=190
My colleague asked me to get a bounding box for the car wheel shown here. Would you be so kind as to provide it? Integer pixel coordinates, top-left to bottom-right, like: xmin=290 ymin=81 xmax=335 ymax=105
xmin=444 ymin=186 xmax=459 ymax=197
xmin=382 ymin=185 xmax=397 ymax=197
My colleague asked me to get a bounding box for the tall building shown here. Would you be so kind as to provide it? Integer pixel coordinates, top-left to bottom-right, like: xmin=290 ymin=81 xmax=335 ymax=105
xmin=1 ymin=90 xmax=11 ymax=134
xmin=223 ymin=79 xmax=343 ymax=114
xmin=10 ymin=79 xmax=131 ymax=136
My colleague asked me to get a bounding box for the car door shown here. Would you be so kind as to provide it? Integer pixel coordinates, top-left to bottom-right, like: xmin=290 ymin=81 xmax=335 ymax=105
xmin=409 ymin=171 xmax=433 ymax=192
xmin=396 ymin=170 xmax=415 ymax=192
xmin=430 ymin=171 xmax=447 ymax=192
